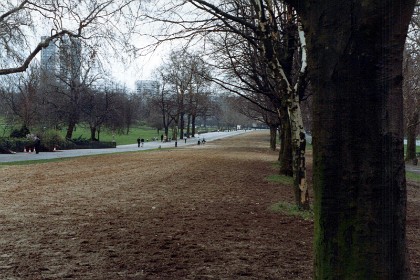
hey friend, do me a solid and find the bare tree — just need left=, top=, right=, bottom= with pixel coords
left=403, top=52, right=420, bottom=161
left=208, top=24, right=295, bottom=174
left=158, top=49, right=214, bottom=140
left=147, top=0, right=416, bottom=277
left=81, top=82, right=126, bottom=141
left=0, top=0, right=143, bottom=75
left=0, top=65, right=41, bottom=129
left=148, top=76, right=177, bottom=141
left=147, top=1, right=309, bottom=208
left=231, top=93, right=281, bottom=149
left=404, top=5, right=420, bottom=161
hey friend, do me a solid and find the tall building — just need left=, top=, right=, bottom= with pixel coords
left=59, top=36, right=82, bottom=86
left=40, top=36, right=58, bottom=76
left=135, top=80, right=159, bottom=96
left=40, top=35, right=82, bottom=87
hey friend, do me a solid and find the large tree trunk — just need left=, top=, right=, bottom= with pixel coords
left=269, top=124, right=277, bottom=151
left=90, top=126, right=98, bottom=141
left=295, top=1, right=415, bottom=278
left=179, top=112, right=185, bottom=139
left=191, top=114, right=196, bottom=137
left=279, top=114, right=293, bottom=177
left=187, top=114, right=191, bottom=138
left=406, top=112, right=419, bottom=161
left=288, top=98, right=309, bottom=210
left=164, top=126, right=169, bottom=141
left=65, top=119, right=76, bottom=139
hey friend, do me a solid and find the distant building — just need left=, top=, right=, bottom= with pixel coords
left=59, top=36, right=82, bottom=86
left=40, top=35, right=82, bottom=87
left=135, top=80, right=159, bottom=96
left=40, top=36, right=58, bottom=76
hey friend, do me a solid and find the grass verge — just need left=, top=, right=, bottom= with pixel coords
left=270, top=202, right=314, bottom=221
left=406, top=171, right=420, bottom=183
left=267, top=174, right=293, bottom=186
left=0, top=158, right=73, bottom=166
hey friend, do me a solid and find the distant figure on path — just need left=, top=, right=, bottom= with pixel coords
left=137, top=138, right=140, bottom=147
left=161, top=134, right=164, bottom=142
left=34, top=136, right=41, bottom=154
left=141, top=138, right=145, bottom=147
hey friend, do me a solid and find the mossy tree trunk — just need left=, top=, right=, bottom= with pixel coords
left=284, top=0, right=416, bottom=278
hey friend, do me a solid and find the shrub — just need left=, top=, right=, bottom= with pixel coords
left=19, top=129, right=72, bottom=151
left=0, top=137, right=33, bottom=153
left=37, top=130, right=67, bottom=151
left=65, top=135, right=115, bottom=149
left=10, top=125, right=30, bottom=138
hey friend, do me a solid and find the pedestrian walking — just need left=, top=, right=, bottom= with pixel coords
left=34, top=136, right=41, bottom=154
left=137, top=138, right=140, bottom=147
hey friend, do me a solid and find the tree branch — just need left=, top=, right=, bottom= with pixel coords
left=0, top=30, right=79, bottom=75
left=0, top=0, right=29, bottom=23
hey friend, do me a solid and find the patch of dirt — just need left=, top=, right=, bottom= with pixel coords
left=0, top=131, right=418, bottom=279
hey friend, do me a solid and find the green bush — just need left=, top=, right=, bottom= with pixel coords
left=64, top=135, right=116, bottom=149
left=10, top=125, right=30, bottom=138
left=0, top=137, right=33, bottom=153
left=36, top=130, right=68, bottom=151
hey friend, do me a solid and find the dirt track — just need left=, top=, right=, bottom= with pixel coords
left=0, top=131, right=418, bottom=279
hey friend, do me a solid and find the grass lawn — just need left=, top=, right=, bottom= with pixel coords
left=404, top=144, right=420, bottom=155
left=406, top=171, right=420, bottom=183
left=65, top=126, right=161, bottom=145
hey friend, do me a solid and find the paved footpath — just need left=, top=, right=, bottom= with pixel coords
left=406, top=163, right=420, bottom=174
left=0, top=130, right=250, bottom=163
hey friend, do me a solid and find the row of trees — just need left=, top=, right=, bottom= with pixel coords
left=151, top=50, right=216, bottom=140
left=0, top=0, right=144, bottom=139
left=144, top=0, right=417, bottom=278
left=0, top=63, right=134, bottom=140
left=140, top=48, right=255, bottom=141
left=0, top=0, right=418, bottom=278
left=0, top=50, right=253, bottom=143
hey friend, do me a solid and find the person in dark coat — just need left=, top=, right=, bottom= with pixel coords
left=137, top=137, right=141, bottom=147
left=34, top=136, right=41, bottom=154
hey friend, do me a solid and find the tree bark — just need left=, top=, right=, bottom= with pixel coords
left=179, top=112, right=185, bottom=139
left=65, top=119, right=76, bottom=139
left=90, top=126, right=98, bottom=141
left=288, top=0, right=416, bottom=278
left=269, top=124, right=277, bottom=151
left=164, top=127, right=169, bottom=141
left=279, top=115, right=293, bottom=177
left=288, top=97, right=309, bottom=210
left=187, top=114, right=191, bottom=138
left=191, top=115, right=196, bottom=137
